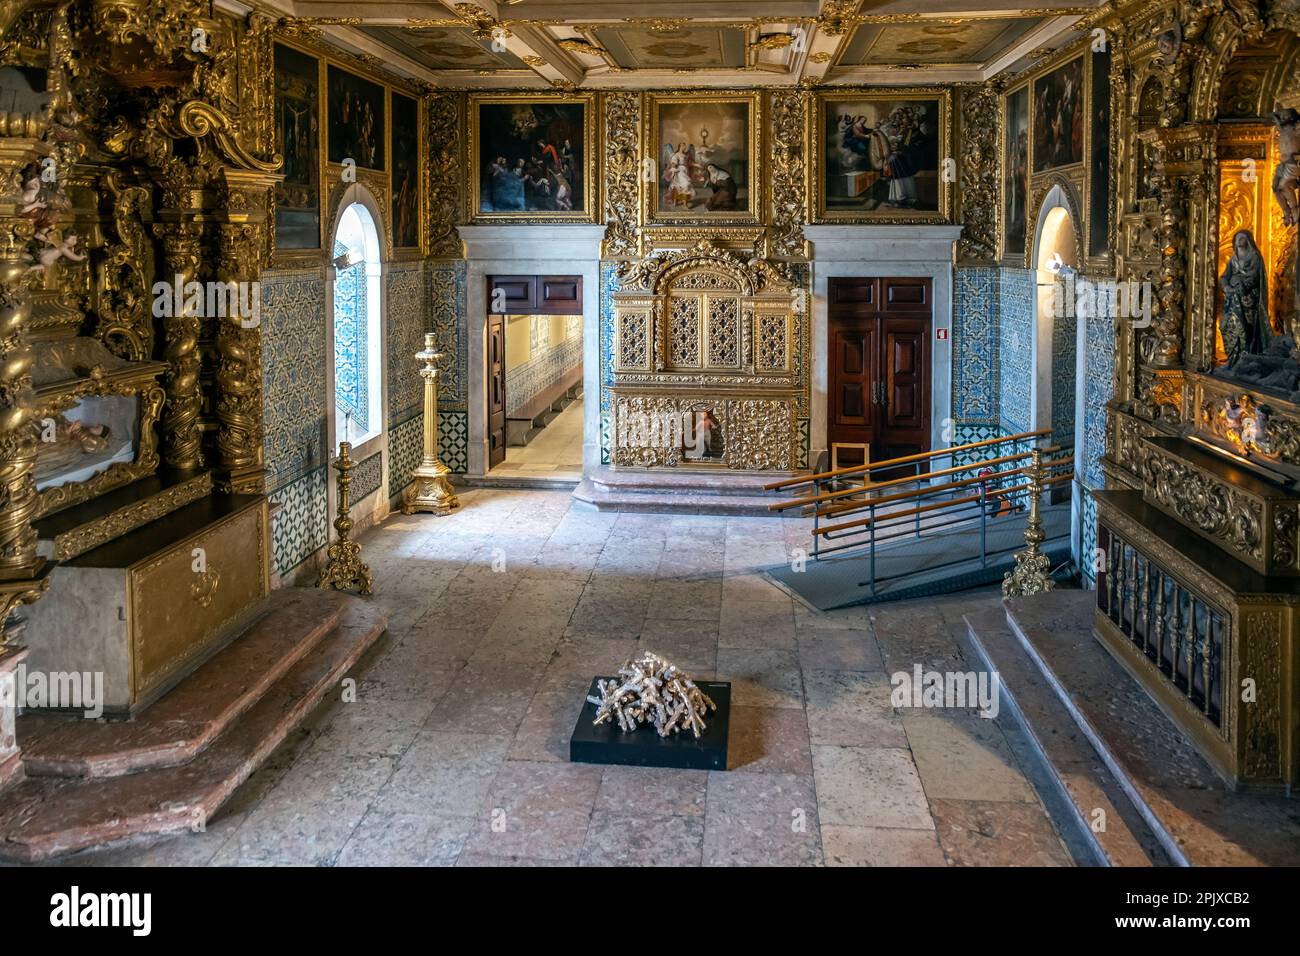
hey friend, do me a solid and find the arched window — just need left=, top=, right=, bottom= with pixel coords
left=332, top=202, right=382, bottom=446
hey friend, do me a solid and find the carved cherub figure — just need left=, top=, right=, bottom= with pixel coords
left=27, top=232, right=85, bottom=272
left=1273, top=108, right=1300, bottom=227
left=19, top=177, right=46, bottom=215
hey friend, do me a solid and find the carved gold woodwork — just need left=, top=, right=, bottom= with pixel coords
left=427, top=91, right=465, bottom=259
left=957, top=84, right=998, bottom=264
left=611, top=242, right=802, bottom=471
left=30, top=340, right=167, bottom=521
left=1191, top=371, right=1300, bottom=476
left=1095, top=490, right=1300, bottom=790
left=768, top=88, right=810, bottom=260
left=602, top=91, right=641, bottom=260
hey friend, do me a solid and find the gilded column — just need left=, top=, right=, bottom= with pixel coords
left=0, top=135, right=53, bottom=628
left=1134, top=124, right=1214, bottom=424
left=153, top=192, right=206, bottom=474
left=213, top=168, right=279, bottom=494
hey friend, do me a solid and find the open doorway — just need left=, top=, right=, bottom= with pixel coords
left=485, top=275, right=584, bottom=482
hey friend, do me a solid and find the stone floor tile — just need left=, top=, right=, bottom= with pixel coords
left=335, top=810, right=473, bottom=866
left=371, top=731, right=512, bottom=818
left=580, top=811, right=704, bottom=866
left=716, top=648, right=804, bottom=709
left=594, top=766, right=709, bottom=817
left=901, top=712, right=1036, bottom=804
left=702, top=771, right=822, bottom=866
left=930, top=798, right=1072, bottom=867
left=803, top=669, right=907, bottom=748
left=821, top=825, right=947, bottom=867
left=727, top=705, right=813, bottom=774
left=811, top=745, right=933, bottom=830
left=424, top=663, right=542, bottom=736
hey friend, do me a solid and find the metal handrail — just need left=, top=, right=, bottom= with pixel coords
left=812, top=445, right=1064, bottom=517
left=819, top=465, right=1073, bottom=537
left=764, top=428, right=1050, bottom=492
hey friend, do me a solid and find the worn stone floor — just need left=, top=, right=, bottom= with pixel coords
left=61, top=488, right=1074, bottom=867
left=495, top=397, right=584, bottom=477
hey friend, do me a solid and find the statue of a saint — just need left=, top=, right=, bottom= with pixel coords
left=1220, top=229, right=1271, bottom=368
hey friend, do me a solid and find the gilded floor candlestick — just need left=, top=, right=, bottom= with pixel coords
left=1003, top=447, right=1054, bottom=597
left=402, top=333, right=460, bottom=517
left=318, top=441, right=373, bottom=596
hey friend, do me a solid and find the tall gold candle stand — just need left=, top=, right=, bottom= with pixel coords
left=402, top=333, right=460, bottom=516
left=1003, top=446, right=1054, bottom=597
left=317, top=440, right=373, bottom=595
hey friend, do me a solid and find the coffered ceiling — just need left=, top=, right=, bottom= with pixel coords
left=261, top=0, right=1107, bottom=88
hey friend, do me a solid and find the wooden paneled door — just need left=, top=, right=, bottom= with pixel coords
left=487, top=313, right=506, bottom=469
left=827, top=277, right=932, bottom=474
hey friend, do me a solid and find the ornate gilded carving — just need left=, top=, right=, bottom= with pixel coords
left=602, top=91, right=640, bottom=259
left=94, top=172, right=151, bottom=361
left=725, top=398, right=796, bottom=470
left=1241, top=610, right=1281, bottom=780
left=213, top=168, right=279, bottom=495
left=768, top=88, right=809, bottom=260
left=152, top=214, right=204, bottom=473
left=957, top=84, right=998, bottom=264
left=50, top=472, right=214, bottom=561
left=1141, top=441, right=1265, bottom=563
left=426, top=91, right=464, bottom=259
left=616, top=240, right=792, bottom=296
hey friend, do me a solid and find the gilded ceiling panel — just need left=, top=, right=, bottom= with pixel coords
left=838, top=18, right=1045, bottom=67
left=358, top=26, right=530, bottom=71
left=592, top=26, right=747, bottom=70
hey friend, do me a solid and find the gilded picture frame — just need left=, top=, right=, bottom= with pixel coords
left=1000, top=82, right=1031, bottom=265
left=467, top=92, right=598, bottom=224
left=390, top=89, right=424, bottom=256
left=642, top=91, right=763, bottom=225
left=811, top=88, right=953, bottom=224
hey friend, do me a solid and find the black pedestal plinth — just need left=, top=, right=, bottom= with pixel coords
left=569, top=678, right=731, bottom=771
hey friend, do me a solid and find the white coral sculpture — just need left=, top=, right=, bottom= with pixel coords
left=587, top=651, right=717, bottom=739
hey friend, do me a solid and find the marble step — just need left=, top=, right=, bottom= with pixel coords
left=963, top=606, right=1169, bottom=867
left=18, top=588, right=351, bottom=780
left=1003, top=591, right=1300, bottom=867
left=573, top=466, right=805, bottom=516
left=0, top=597, right=386, bottom=863
left=574, top=481, right=786, bottom=516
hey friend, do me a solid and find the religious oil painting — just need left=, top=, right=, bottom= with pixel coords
left=1032, top=56, right=1085, bottom=173
left=646, top=93, right=760, bottom=222
left=327, top=66, right=385, bottom=170
left=1003, top=85, right=1030, bottom=259
left=391, top=91, right=421, bottom=249
left=273, top=43, right=321, bottom=252
left=1088, top=47, right=1113, bottom=259
left=470, top=95, right=594, bottom=222
left=814, top=90, right=949, bottom=222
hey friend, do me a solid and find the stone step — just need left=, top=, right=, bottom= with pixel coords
left=1003, top=591, right=1300, bottom=867
left=18, top=588, right=351, bottom=780
left=574, top=466, right=807, bottom=516
left=963, top=606, right=1170, bottom=867
left=574, top=479, right=792, bottom=517
left=0, top=597, right=386, bottom=863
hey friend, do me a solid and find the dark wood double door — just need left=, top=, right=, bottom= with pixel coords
left=827, top=277, right=932, bottom=473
